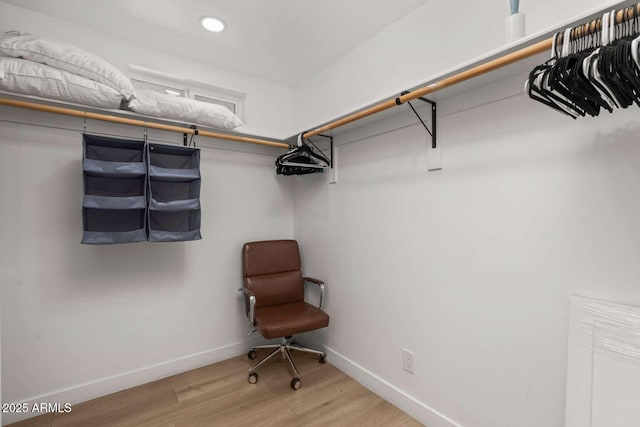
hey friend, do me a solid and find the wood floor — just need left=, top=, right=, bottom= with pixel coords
left=8, top=351, right=422, bottom=427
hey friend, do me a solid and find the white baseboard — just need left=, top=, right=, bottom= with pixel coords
left=319, top=344, right=462, bottom=427
left=5, top=340, right=461, bottom=426
left=3, top=340, right=248, bottom=425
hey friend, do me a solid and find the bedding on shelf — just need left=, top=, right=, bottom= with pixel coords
left=127, top=90, right=243, bottom=130
left=0, top=32, right=135, bottom=99
left=0, top=57, right=123, bottom=109
left=0, top=31, right=244, bottom=131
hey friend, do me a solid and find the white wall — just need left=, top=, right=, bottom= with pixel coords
left=0, top=2, right=296, bottom=139
left=293, top=72, right=640, bottom=427
left=0, top=107, right=293, bottom=424
left=293, top=0, right=619, bottom=132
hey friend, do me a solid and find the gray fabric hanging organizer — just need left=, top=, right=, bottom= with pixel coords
left=82, top=134, right=147, bottom=244
left=147, top=143, right=202, bottom=242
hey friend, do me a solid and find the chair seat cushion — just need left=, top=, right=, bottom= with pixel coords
left=255, top=302, right=329, bottom=339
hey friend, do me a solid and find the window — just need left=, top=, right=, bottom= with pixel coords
left=128, top=65, right=246, bottom=122
left=193, top=94, right=237, bottom=115
left=130, top=79, right=185, bottom=97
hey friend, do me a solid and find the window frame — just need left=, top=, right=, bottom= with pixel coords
left=128, top=65, right=246, bottom=123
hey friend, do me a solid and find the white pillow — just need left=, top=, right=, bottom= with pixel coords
left=128, top=90, right=243, bottom=130
left=0, top=57, right=123, bottom=109
left=0, top=32, right=135, bottom=100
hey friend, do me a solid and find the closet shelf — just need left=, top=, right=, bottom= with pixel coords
left=0, top=1, right=631, bottom=149
left=0, top=91, right=288, bottom=149
left=297, top=0, right=631, bottom=139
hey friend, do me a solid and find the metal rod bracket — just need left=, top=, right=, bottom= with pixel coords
left=401, top=91, right=437, bottom=149
left=318, top=134, right=334, bottom=169
left=182, top=126, right=199, bottom=147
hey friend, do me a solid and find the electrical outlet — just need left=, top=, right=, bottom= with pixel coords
left=402, top=349, right=415, bottom=374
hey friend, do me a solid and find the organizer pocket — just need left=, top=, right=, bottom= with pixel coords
left=82, top=208, right=147, bottom=245
left=148, top=165, right=200, bottom=181
left=83, top=159, right=146, bottom=177
left=148, top=144, right=199, bottom=169
left=150, top=179, right=200, bottom=202
left=83, top=195, right=146, bottom=210
left=148, top=197, right=200, bottom=211
left=84, top=135, right=145, bottom=162
left=85, top=175, right=145, bottom=197
left=82, top=229, right=147, bottom=245
left=148, top=209, right=202, bottom=242
left=149, top=209, right=200, bottom=232
left=84, top=208, right=146, bottom=232
left=83, top=134, right=146, bottom=178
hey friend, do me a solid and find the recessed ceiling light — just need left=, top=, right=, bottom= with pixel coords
left=165, top=89, right=181, bottom=96
left=200, top=16, right=225, bottom=32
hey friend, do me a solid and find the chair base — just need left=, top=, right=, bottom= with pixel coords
left=247, top=336, right=326, bottom=389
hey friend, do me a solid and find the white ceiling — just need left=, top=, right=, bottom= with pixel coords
left=3, top=0, right=429, bottom=87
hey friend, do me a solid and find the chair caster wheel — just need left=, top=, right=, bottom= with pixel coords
left=248, top=350, right=257, bottom=360
left=290, top=378, right=301, bottom=390
left=319, top=354, right=326, bottom=364
left=248, top=372, right=258, bottom=384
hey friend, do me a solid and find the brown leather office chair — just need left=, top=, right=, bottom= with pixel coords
left=240, top=239, right=329, bottom=390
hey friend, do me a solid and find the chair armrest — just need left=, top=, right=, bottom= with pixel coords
left=237, top=288, right=256, bottom=328
left=303, top=277, right=325, bottom=310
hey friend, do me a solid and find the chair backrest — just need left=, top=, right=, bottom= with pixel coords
left=242, top=240, right=304, bottom=309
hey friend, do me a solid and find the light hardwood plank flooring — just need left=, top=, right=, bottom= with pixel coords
left=7, top=351, right=422, bottom=427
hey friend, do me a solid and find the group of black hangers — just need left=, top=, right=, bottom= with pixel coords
left=528, top=6, right=640, bottom=118
left=275, top=134, right=330, bottom=175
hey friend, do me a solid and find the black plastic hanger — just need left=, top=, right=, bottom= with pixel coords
left=275, top=134, right=330, bottom=175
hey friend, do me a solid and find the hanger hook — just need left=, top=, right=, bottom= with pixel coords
left=610, top=10, right=616, bottom=44
left=623, top=7, right=629, bottom=38
left=552, top=32, right=559, bottom=58
left=83, top=112, right=87, bottom=134
left=628, top=6, right=633, bottom=37
left=562, top=27, right=572, bottom=56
